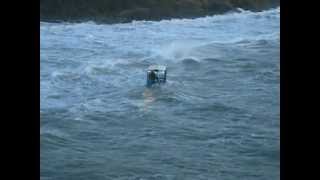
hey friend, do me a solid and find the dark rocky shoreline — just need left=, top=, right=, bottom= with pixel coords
left=40, top=0, right=279, bottom=24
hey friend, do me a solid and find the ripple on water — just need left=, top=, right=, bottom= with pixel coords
left=41, top=7, right=280, bottom=180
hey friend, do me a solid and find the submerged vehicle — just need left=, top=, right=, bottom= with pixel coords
left=146, top=65, right=167, bottom=87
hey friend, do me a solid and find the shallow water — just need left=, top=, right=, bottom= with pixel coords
left=41, top=8, right=280, bottom=180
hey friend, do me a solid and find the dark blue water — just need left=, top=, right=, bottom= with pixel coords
left=41, top=8, right=280, bottom=180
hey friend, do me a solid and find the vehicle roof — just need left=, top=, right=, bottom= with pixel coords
left=148, top=65, right=166, bottom=71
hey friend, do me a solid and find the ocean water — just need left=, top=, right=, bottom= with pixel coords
left=40, top=8, right=280, bottom=180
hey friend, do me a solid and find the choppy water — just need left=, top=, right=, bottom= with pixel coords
left=40, top=8, right=280, bottom=180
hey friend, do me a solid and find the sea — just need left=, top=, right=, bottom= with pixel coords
left=40, top=7, right=280, bottom=180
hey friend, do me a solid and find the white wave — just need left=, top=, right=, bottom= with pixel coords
left=41, top=7, right=280, bottom=93
left=41, top=8, right=280, bottom=50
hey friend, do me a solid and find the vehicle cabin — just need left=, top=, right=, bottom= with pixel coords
left=146, top=65, right=167, bottom=86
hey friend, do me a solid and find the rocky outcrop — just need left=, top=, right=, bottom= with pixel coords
left=40, top=0, right=280, bottom=23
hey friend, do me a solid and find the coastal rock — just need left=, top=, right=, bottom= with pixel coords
left=40, top=0, right=280, bottom=23
left=206, top=0, right=234, bottom=14
left=118, top=8, right=151, bottom=20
